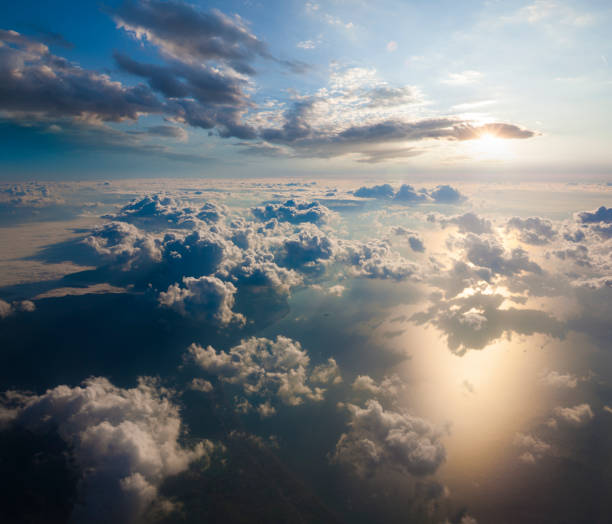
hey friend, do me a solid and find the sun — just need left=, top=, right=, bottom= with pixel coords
left=470, top=132, right=510, bottom=159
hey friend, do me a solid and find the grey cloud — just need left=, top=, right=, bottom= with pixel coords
left=507, top=216, right=557, bottom=245
left=0, top=30, right=163, bottom=122
left=462, top=234, right=542, bottom=276
left=428, top=212, right=493, bottom=234
left=391, top=226, right=425, bottom=252
left=112, top=1, right=270, bottom=73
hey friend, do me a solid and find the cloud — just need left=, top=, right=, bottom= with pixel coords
left=354, top=184, right=395, bottom=199
left=461, top=234, right=542, bottom=277
left=158, top=275, right=244, bottom=325
left=0, top=299, right=35, bottom=319
left=0, top=182, right=65, bottom=207
left=0, top=30, right=163, bottom=122
left=352, top=374, right=404, bottom=400
left=428, top=212, right=493, bottom=234
left=331, top=400, right=445, bottom=477
left=577, top=206, right=612, bottom=238
left=0, top=377, right=213, bottom=523
left=411, top=292, right=565, bottom=355
left=354, top=184, right=465, bottom=204
left=552, top=403, right=594, bottom=426
left=251, top=199, right=334, bottom=224
left=342, top=240, right=419, bottom=280
left=107, top=194, right=226, bottom=227
left=514, top=432, right=551, bottom=463
left=442, top=70, right=483, bottom=85
left=186, top=336, right=337, bottom=413
left=540, top=370, right=579, bottom=388
left=390, top=226, right=425, bottom=252
left=506, top=216, right=557, bottom=245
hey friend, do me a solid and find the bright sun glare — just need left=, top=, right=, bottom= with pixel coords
left=471, top=132, right=510, bottom=159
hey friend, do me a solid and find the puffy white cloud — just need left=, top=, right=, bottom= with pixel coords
left=186, top=336, right=335, bottom=413
left=158, top=275, right=244, bottom=325
left=108, top=194, right=227, bottom=227
left=84, top=221, right=162, bottom=270
left=331, top=400, right=445, bottom=477
left=343, top=240, right=419, bottom=280
left=0, top=377, right=213, bottom=523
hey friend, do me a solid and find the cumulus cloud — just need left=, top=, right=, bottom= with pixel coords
left=158, top=275, right=244, bottom=324
left=577, top=206, right=612, bottom=238
left=0, top=377, right=214, bottom=523
left=108, top=194, right=226, bottom=227
left=354, top=184, right=395, bottom=199
left=251, top=199, right=334, bottom=224
left=186, top=336, right=339, bottom=414
left=343, top=240, right=419, bottom=280
left=331, top=400, right=445, bottom=477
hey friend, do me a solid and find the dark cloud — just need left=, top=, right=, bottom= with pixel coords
left=0, top=30, right=163, bottom=122
left=112, top=1, right=271, bottom=73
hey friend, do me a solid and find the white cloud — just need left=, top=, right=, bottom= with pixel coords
left=331, top=400, right=445, bottom=477
left=1, top=377, right=214, bottom=523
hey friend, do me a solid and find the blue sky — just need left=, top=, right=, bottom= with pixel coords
left=1, top=0, right=611, bottom=179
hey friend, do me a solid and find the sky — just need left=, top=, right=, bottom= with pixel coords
left=1, top=0, right=611, bottom=179
left=1, top=2, right=612, bottom=524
